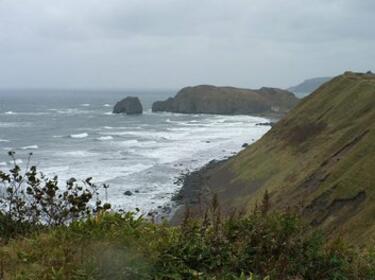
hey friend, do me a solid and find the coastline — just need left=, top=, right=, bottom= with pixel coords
left=150, top=157, right=231, bottom=224
left=168, top=157, right=230, bottom=225
left=163, top=114, right=280, bottom=225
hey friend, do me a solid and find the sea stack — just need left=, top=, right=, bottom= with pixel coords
left=113, top=97, right=143, bottom=115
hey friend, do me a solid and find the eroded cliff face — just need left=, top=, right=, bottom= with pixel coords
left=173, top=72, right=375, bottom=245
left=152, top=85, right=298, bottom=116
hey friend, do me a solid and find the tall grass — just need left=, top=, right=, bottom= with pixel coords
left=0, top=159, right=374, bottom=279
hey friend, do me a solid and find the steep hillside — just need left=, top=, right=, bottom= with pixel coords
left=152, top=85, right=298, bottom=116
left=288, top=77, right=332, bottom=97
left=175, top=72, right=375, bottom=244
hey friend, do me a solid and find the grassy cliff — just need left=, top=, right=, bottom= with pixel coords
left=181, top=72, right=375, bottom=245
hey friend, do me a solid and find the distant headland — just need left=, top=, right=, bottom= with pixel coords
left=152, top=85, right=299, bottom=117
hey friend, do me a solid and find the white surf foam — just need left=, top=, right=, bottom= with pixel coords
left=0, top=139, right=10, bottom=142
left=63, top=150, right=97, bottom=157
left=0, top=122, right=15, bottom=128
left=0, top=122, right=31, bottom=128
left=3, top=111, right=48, bottom=116
left=0, top=162, right=7, bottom=167
left=80, top=104, right=90, bottom=107
left=125, top=130, right=189, bottom=141
left=97, top=136, right=114, bottom=141
left=111, top=163, right=153, bottom=177
left=103, top=104, right=111, bottom=107
left=70, top=133, right=89, bottom=139
left=100, top=131, right=126, bottom=137
left=0, top=105, right=272, bottom=214
left=117, top=140, right=158, bottom=148
left=119, top=139, right=139, bottom=145
left=21, top=145, right=39, bottom=150
left=11, top=159, right=23, bottom=165
left=57, top=108, right=89, bottom=115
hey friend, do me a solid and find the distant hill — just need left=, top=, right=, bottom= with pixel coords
left=288, top=77, right=332, bottom=97
left=174, top=72, right=375, bottom=245
left=152, top=85, right=299, bottom=116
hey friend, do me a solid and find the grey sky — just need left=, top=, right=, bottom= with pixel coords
left=0, top=0, right=374, bottom=89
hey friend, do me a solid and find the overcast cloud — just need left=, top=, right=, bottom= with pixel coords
left=0, top=0, right=374, bottom=89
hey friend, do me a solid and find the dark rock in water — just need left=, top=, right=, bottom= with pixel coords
left=152, top=85, right=298, bottom=115
left=242, top=143, right=248, bottom=148
left=256, top=122, right=275, bottom=127
left=67, top=178, right=77, bottom=185
left=113, top=97, right=143, bottom=114
left=134, top=189, right=140, bottom=193
left=124, top=191, right=133, bottom=196
left=162, top=206, right=172, bottom=214
left=147, top=210, right=158, bottom=217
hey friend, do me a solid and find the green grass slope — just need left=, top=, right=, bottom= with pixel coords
left=3, top=213, right=375, bottom=279
left=200, top=72, right=375, bottom=244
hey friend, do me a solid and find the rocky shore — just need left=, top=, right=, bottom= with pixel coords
left=168, top=158, right=230, bottom=225
left=160, top=119, right=278, bottom=224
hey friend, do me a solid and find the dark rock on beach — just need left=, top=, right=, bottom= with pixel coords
left=113, top=97, right=143, bottom=115
left=124, top=191, right=133, bottom=196
left=169, top=159, right=230, bottom=225
left=256, top=122, right=275, bottom=127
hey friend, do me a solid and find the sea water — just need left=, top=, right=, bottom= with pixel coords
left=0, top=89, right=271, bottom=213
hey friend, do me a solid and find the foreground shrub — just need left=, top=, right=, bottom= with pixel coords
left=0, top=160, right=373, bottom=279
left=0, top=152, right=110, bottom=239
left=0, top=211, right=373, bottom=279
left=154, top=209, right=375, bottom=279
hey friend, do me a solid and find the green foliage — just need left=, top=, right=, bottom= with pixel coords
left=0, top=158, right=373, bottom=279
left=0, top=210, right=373, bottom=279
left=154, top=210, right=374, bottom=279
left=0, top=152, right=111, bottom=239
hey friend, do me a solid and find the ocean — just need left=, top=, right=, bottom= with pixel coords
left=0, top=89, right=271, bottom=214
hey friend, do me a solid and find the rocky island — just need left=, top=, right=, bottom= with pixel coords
left=113, top=97, right=143, bottom=114
left=152, top=85, right=299, bottom=116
